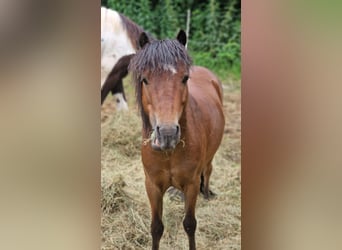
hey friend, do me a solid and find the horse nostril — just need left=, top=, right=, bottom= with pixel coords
left=157, top=125, right=179, bottom=139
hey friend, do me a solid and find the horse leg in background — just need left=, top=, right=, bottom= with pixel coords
left=183, top=181, right=200, bottom=250
left=110, top=78, right=128, bottom=111
left=145, top=179, right=164, bottom=250
left=101, top=54, right=135, bottom=109
left=101, top=75, right=115, bottom=105
left=101, top=65, right=122, bottom=105
left=101, top=67, right=128, bottom=109
left=200, top=160, right=216, bottom=199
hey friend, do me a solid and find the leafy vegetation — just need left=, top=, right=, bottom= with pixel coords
left=102, top=0, right=240, bottom=80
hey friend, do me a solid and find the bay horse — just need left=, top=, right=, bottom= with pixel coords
left=101, top=7, right=152, bottom=109
left=129, top=30, right=225, bottom=250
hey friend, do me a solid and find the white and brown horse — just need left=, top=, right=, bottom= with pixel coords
left=101, top=7, right=152, bottom=109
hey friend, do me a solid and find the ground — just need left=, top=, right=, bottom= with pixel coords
left=101, top=77, right=241, bottom=250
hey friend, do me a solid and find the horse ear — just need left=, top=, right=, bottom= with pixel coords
left=139, top=32, right=150, bottom=48
left=176, top=30, right=187, bottom=46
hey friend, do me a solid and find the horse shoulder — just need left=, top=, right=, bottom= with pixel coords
left=188, top=66, right=223, bottom=105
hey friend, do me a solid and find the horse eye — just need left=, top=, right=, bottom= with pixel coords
left=182, top=75, right=189, bottom=84
left=142, top=78, right=148, bottom=85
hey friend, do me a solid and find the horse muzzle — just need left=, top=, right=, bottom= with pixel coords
left=152, top=124, right=180, bottom=151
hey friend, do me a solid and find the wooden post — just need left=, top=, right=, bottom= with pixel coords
left=186, top=8, right=191, bottom=49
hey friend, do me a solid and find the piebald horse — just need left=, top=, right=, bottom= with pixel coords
left=101, top=7, right=151, bottom=109
left=129, top=30, right=225, bottom=250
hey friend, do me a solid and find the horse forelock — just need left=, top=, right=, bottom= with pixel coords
left=129, top=39, right=192, bottom=133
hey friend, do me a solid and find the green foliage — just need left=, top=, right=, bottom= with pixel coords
left=156, top=0, right=179, bottom=38
left=103, top=0, right=241, bottom=80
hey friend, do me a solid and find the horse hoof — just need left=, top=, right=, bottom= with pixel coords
left=167, top=187, right=184, bottom=201
left=202, top=189, right=217, bottom=200
left=208, top=189, right=217, bottom=198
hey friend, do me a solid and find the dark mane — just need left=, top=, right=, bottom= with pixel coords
left=129, top=39, right=192, bottom=133
left=119, top=13, right=153, bottom=50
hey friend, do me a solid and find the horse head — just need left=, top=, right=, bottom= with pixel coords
left=130, top=30, right=192, bottom=151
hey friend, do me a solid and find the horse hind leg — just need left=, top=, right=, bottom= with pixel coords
left=200, top=161, right=216, bottom=199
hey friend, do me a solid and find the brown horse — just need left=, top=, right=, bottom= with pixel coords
left=129, top=30, right=225, bottom=250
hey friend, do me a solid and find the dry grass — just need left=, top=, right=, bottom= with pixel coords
left=101, top=78, right=241, bottom=250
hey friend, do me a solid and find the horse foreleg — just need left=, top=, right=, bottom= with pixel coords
left=183, top=182, right=200, bottom=250
left=145, top=179, right=164, bottom=250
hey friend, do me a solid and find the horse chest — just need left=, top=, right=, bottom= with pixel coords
left=142, top=148, right=200, bottom=187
